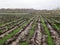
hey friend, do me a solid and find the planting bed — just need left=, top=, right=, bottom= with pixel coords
left=0, top=13, right=60, bottom=45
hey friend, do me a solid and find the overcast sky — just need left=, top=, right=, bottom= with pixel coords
left=0, top=0, right=60, bottom=10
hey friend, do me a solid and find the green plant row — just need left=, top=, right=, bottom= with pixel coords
left=0, top=17, right=24, bottom=33
left=40, top=16, right=54, bottom=45
left=0, top=17, right=33, bottom=45
left=20, top=17, right=37, bottom=45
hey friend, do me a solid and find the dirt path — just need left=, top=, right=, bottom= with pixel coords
left=29, top=19, right=43, bottom=45
left=9, top=20, right=33, bottom=45
left=47, top=22, right=60, bottom=45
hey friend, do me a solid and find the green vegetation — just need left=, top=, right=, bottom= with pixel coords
left=40, top=16, right=54, bottom=45
left=0, top=9, right=60, bottom=45
left=0, top=19, right=30, bottom=45
left=20, top=16, right=38, bottom=45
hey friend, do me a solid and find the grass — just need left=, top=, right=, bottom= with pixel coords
left=40, top=16, right=54, bottom=45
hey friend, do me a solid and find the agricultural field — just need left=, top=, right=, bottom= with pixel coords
left=0, top=10, right=60, bottom=45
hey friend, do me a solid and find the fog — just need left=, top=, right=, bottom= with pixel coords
left=0, top=0, right=60, bottom=10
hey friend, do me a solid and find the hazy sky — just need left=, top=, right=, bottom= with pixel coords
left=0, top=0, right=60, bottom=10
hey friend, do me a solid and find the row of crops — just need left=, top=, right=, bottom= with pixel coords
left=0, top=14, right=60, bottom=45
